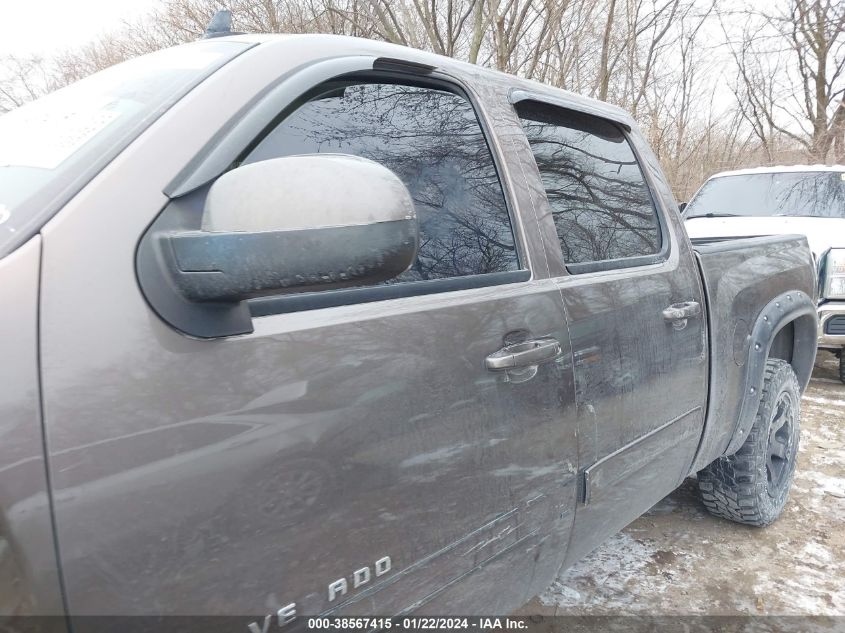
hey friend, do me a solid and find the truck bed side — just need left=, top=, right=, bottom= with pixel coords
left=689, top=234, right=817, bottom=473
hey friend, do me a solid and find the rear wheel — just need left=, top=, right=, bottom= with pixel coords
left=697, top=359, right=800, bottom=526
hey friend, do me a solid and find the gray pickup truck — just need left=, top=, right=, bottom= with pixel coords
left=0, top=34, right=818, bottom=622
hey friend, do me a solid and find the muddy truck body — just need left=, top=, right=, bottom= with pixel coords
left=0, top=34, right=817, bottom=622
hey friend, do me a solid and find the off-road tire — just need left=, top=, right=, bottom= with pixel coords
left=697, top=359, right=800, bottom=526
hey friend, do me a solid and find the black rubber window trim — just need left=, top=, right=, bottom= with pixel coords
left=249, top=270, right=532, bottom=317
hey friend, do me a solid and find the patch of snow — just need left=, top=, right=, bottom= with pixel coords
left=539, top=532, right=672, bottom=611
left=802, top=541, right=833, bottom=564
left=803, top=395, right=845, bottom=408
left=800, top=471, right=845, bottom=498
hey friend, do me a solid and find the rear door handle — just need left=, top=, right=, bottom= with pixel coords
left=662, top=301, right=701, bottom=328
left=485, top=337, right=562, bottom=371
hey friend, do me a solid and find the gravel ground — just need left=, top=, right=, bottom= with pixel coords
left=520, top=350, right=845, bottom=617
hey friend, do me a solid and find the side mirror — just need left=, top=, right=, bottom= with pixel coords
left=159, top=155, right=419, bottom=302
left=678, top=202, right=688, bottom=214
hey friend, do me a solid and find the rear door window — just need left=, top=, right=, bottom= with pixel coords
left=515, top=100, right=662, bottom=269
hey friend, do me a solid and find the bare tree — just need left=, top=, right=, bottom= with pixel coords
left=597, top=0, right=617, bottom=100
left=726, top=0, right=845, bottom=163
left=0, top=0, right=810, bottom=198
left=0, top=55, right=55, bottom=113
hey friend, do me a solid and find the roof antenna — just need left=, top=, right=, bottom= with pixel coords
left=203, top=9, right=242, bottom=38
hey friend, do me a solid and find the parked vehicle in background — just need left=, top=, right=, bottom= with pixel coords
left=684, top=166, right=845, bottom=383
left=0, top=33, right=818, bottom=624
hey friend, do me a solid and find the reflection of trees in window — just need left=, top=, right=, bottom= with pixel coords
left=516, top=102, right=661, bottom=265
left=246, top=83, right=519, bottom=282
left=768, top=173, right=845, bottom=218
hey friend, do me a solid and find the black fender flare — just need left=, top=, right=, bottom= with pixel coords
left=724, top=290, right=817, bottom=456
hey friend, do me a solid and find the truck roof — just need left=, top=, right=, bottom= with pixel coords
left=708, top=164, right=845, bottom=179
left=216, top=33, right=637, bottom=130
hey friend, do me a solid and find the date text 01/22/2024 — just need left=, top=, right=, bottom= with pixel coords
left=303, top=618, right=528, bottom=630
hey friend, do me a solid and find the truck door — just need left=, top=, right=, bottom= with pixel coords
left=511, top=96, right=708, bottom=565
left=37, top=47, right=579, bottom=616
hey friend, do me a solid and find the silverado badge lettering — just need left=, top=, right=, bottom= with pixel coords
left=247, top=556, right=393, bottom=632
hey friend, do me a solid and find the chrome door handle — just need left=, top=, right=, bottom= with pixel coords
left=662, top=301, right=701, bottom=322
left=662, top=301, right=701, bottom=330
left=485, top=337, right=562, bottom=371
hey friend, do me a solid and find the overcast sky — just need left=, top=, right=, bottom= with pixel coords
left=0, top=0, right=739, bottom=117
left=0, top=0, right=157, bottom=57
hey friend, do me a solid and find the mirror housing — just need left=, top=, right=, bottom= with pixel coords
left=159, top=155, right=419, bottom=302
left=678, top=201, right=688, bottom=213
